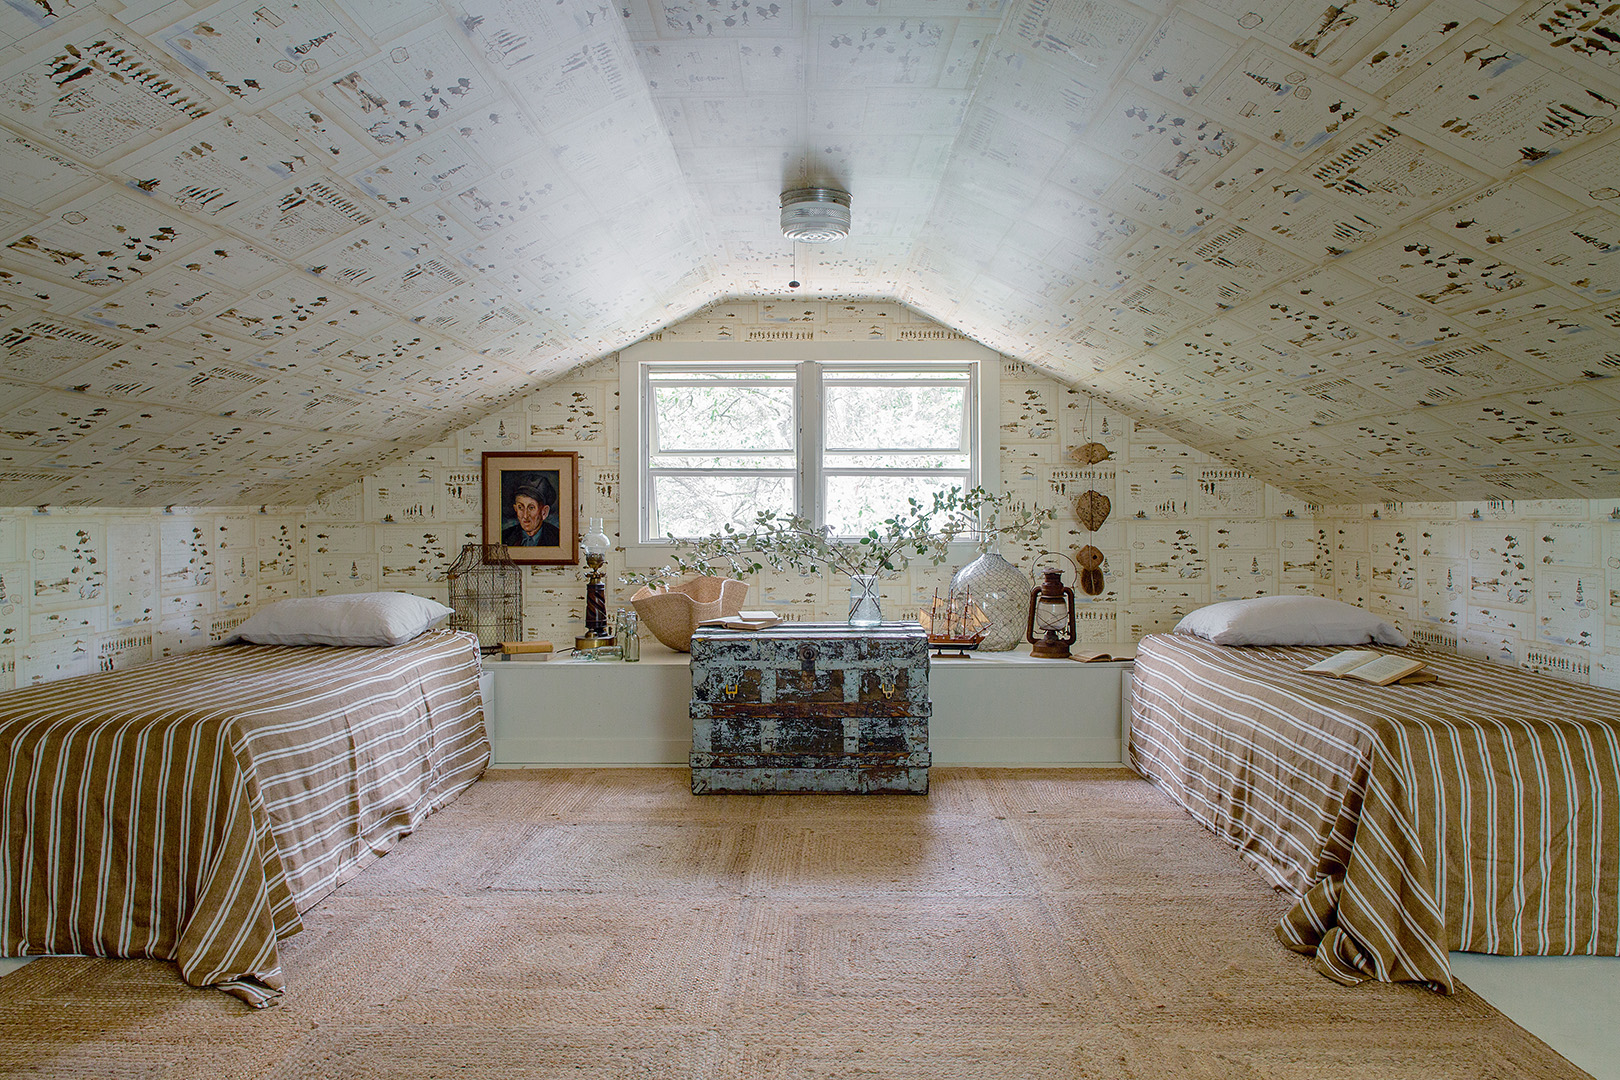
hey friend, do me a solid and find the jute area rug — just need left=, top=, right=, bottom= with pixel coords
left=0, top=768, right=1589, bottom=1079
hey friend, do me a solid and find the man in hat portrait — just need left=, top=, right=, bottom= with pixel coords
left=502, top=471, right=560, bottom=547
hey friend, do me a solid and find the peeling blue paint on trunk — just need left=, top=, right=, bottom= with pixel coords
left=689, top=622, right=931, bottom=794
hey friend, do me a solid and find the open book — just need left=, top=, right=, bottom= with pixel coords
left=1070, top=649, right=1133, bottom=663
left=1301, top=650, right=1436, bottom=686
left=697, top=610, right=782, bottom=630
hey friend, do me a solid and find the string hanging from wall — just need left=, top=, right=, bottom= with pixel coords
left=1070, top=396, right=1111, bottom=597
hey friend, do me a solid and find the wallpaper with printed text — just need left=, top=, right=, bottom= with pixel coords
left=3, top=302, right=1616, bottom=691
left=314, top=300, right=1324, bottom=649
left=1320, top=499, right=1620, bottom=689
left=0, top=504, right=304, bottom=689
left=0, top=0, right=1618, bottom=510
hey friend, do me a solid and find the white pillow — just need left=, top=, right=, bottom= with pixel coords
left=1173, top=596, right=1406, bottom=648
left=225, top=592, right=453, bottom=647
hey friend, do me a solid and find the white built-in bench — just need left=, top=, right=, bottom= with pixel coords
left=479, top=642, right=1135, bottom=767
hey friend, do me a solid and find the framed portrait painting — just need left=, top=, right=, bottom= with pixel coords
left=482, top=451, right=580, bottom=565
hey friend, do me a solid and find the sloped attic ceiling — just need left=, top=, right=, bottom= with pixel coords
left=0, top=0, right=1616, bottom=508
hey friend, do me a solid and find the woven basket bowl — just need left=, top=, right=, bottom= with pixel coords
left=630, top=576, right=749, bottom=652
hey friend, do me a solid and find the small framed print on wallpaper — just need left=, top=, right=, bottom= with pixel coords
left=482, top=451, right=580, bottom=565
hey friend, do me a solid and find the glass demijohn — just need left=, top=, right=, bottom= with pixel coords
left=949, top=543, right=1030, bottom=651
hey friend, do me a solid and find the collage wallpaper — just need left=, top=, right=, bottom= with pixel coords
left=1, top=301, right=1615, bottom=693
left=0, top=504, right=303, bottom=689
left=1, top=0, right=1620, bottom=509
left=310, top=300, right=1323, bottom=649
left=1321, top=499, right=1620, bottom=690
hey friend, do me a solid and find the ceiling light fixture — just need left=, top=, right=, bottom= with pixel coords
left=780, top=187, right=851, bottom=243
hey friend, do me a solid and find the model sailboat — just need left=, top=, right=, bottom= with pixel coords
left=918, top=588, right=990, bottom=655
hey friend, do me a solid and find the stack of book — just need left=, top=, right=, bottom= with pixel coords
left=499, top=641, right=555, bottom=662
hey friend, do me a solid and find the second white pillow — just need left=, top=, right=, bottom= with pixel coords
left=225, top=592, right=454, bottom=647
left=1173, top=595, right=1406, bottom=648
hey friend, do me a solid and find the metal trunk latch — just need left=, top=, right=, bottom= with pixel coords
left=879, top=669, right=898, bottom=699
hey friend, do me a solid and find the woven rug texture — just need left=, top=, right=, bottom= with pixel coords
left=0, top=767, right=1591, bottom=1079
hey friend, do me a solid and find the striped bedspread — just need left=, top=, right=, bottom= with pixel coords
left=1129, top=632, right=1620, bottom=993
left=1, top=629, right=489, bottom=1005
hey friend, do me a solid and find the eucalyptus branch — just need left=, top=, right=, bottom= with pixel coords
left=621, top=485, right=1056, bottom=588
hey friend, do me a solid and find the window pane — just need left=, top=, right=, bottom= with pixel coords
left=823, top=474, right=970, bottom=537
left=826, top=452, right=972, bottom=470
left=824, top=383, right=967, bottom=451
left=824, top=369, right=970, bottom=382
left=651, top=453, right=795, bottom=470
left=647, top=369, right=794, bottom=383
left=652, top=384, right=794, bottom=452
left=651, top=474, right=794, bottom=539
left=633, top=358, right=982, bottom=547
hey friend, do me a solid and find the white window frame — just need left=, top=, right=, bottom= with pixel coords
left=620, top=339, right=1001, bottom=568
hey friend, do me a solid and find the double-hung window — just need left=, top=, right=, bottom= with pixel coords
left=641, top=365, right=798, bottom=539
left=621, top=340, right=1000, bottom=559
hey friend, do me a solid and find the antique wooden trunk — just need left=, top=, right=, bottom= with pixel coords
left=689, top=622, right=931, bottom=794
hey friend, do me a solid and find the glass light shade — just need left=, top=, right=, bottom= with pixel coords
left=781, top=187, right=852, bottom=243
left=583, top=518, right=610, bottom=562
left=1034, top=597, right=1072, bottom=636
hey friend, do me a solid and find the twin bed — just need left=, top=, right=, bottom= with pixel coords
left=0, top=626, right=488, bottom=1005
left=1130, top=631, right=1620, bottom=992
left=10, top=595, right=1613, bottom=1003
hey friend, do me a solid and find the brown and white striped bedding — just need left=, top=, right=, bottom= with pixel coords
left=1, top=628, right=489, bottom=1006
left=1129, top=632, right=1620, bottom=993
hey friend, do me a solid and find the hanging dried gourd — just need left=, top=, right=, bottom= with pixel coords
left=1071, top=400, right=1110, bottom=597
left=1069, top=442, right=1112, bottom=465
left=1075, top=544, right=1105, bottom=597
left=1074, top=489, right=1110, bottom=532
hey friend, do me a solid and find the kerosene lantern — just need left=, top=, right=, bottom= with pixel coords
left=1026, top=566, right=1077, bottom=659
left=576, top=517, right=615, bottom=651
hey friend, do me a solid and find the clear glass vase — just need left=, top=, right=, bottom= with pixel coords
left=847, top=573, right=883, bottom=625
left=949, top=546, right=1031, bottom=651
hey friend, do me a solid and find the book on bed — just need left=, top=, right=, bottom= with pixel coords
left=1301, top=650, right=1436, bottom=685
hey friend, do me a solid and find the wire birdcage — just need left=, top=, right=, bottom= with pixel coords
left=445, top=544, right=521, bottom=651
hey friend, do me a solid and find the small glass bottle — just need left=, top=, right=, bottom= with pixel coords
left=619, top=609, right=640, bottom=662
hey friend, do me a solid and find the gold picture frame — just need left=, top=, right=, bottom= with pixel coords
left=481, top=451, right=580, bottom=565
